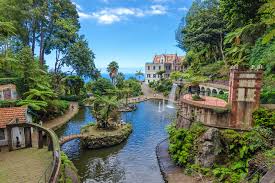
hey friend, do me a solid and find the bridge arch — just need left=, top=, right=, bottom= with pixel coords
left=206, top=88, right=211, bottom=96
left=212, top=89, right=218, bottom=96
left=59, top=134, right=85, bottom=145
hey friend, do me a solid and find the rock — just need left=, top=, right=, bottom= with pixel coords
left=196, top=128, right=222, bottom=168
left=80, top=124, right=132, bottom=149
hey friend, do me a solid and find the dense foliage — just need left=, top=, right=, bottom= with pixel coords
left=253, top=108, right=275, bottom=129
left=177, top=0, right=275, bottom=102
left=0, top=0, right=96, bottom=120
left=148, top=79, right=173, bottom=96
left=168, top=121, right=274, bottom=182
left=85, top=62, right=142, bottom=129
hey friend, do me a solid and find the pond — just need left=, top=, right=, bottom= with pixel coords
left=56, top=99, right=176, bottom=183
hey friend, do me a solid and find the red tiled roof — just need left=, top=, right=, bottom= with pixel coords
left=0, top=107, right=28, bottom=128
left=153, top=54, right=184, bottom=64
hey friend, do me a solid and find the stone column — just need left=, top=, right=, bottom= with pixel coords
left=24, top=127, right=32, bottom=148
left=38, top=130, right=43, bottom=149
left=7, top=126, right=13, bottom=151
left=47, top=135, right=53, bottom=151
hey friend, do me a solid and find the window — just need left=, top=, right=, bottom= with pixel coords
left=147, top=66, right=150, bottom=70
left=147, top=74, right=151, bottom=78
left=153, top=74, right=156, bottom=78
left=153, top=66, right=155, bottom=70
left=0, top=129, right=5, bottom=140
left=159, top=66, right=161, bottom=70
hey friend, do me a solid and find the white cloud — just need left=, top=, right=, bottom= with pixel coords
left=148, top=5, right=167, bottom=15
left=78, top=5, right=167, bottom=24
left=78, top=12, right=93, bottom=19
left=178, top=7, right=188, bottom=12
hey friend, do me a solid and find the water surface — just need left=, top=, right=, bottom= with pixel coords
left=56, top=100, right=176, bottom=183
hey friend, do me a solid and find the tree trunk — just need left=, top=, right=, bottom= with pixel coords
left=39, top=30, right=44, bottom=66
left=219, top=33, right=225, bottom=62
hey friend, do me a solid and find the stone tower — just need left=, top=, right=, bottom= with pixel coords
left=228, top=65, right=263, bottom=129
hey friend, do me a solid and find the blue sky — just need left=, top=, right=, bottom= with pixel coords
left=45, top=0, right=192, bottom=73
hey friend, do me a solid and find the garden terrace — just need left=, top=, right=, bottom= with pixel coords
left=3, top=122, right=61, bottom=183
left=177, top=94, right=230, bottom=129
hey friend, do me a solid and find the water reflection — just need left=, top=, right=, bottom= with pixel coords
left=56, top=100, right=176, bottom=183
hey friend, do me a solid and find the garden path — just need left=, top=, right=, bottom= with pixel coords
left=43, top=102, right=79, bottom=130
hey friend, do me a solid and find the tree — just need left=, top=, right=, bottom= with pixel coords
left=116, top=72, right=125, bottom=88
left=120, top=87, right=133, bottom=106
left=259, top=0, right=275, bottom=44
left=135, top=70, right=144, bottom=81
left=181, top=0, right=226, bottom=63
left=90, top=95, right=120, bottom=129
left=107, top=61, right=119, bottom=85
left=86, top=78, right=114, bottom=96
left=63, top=76, right=84, bottom=95
left=62, top=35, right=96, bottom=78
left=220, top=0, right=264, bottom=30
left=170, top=71, right=184, bottom=81
left=156, top=70, right=166, bottom=79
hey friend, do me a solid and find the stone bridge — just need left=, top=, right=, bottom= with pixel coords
left=59, top=134, right=85, bottom=145
left=199, top=81, right=229, bottom=96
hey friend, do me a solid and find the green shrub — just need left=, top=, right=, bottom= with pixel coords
left=260, top=89, right=275, bottom=104
left=0, top=100, right=19, bottom=107
left=81, top=122, right=95, bottom=133
left=253, top=108, right=275, bottom=129
left=60, top=95, right=85, bottom=102
left=167, top=122, right=206, bottom=166
left=45, top=100, right=70, bottom=118
left=59, top=152, right=79, bottom=183
left=216, top=93, right=228, bottom=101
left=168, top=121, right=274, bottom=182
left=192, top=94, right=204, bottom=101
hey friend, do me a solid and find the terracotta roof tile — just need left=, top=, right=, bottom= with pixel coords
left=0, top=107, right=27, bottom=128
left=153, top=54, right=184, bottom=64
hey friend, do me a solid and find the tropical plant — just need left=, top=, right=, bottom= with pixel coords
left=107, top=61, right=119, bottom=85
left=90, top=95, right=120, bottom=129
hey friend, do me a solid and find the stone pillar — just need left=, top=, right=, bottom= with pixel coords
left=24, top=127, right=32, bottom=148
left=47, top=135, right=53, bottom=151
left=7, top=126, right=13, bottom=151
left=38, top=130, right=43, bottom=149
left=228, top=65, right=263, bottom=129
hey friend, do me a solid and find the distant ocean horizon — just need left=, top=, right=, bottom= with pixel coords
left=84, top=73, right=145, bottom=83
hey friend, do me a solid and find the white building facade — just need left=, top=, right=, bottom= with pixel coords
left=145, top=54, right=185, bottom=84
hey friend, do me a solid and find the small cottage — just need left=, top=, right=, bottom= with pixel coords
left=0, top=107, right=32, bottom=148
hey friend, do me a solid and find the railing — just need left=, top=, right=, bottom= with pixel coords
left=7, top=122, right=61, bottom=183
left=181, top=94, right=228, bottom=109
left=38, top=162, right=54, bottom=183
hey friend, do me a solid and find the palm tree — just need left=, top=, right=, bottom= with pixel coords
left=107, top=61, right=119, bottom=85
left=135, top=70, right=144, bottom=81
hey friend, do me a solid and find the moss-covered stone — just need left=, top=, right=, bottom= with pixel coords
left=80, top=123, right=132, bottom=149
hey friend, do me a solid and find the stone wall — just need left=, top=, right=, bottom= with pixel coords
left=177, top=100, right=229, bottom=129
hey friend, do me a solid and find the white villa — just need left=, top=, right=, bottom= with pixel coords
left=145, top=54, right=185, bottom=84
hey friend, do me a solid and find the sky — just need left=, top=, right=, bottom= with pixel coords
left=45, top=0, right=192, bottom=73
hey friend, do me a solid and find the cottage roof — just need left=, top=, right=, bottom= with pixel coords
left=0, top=107, right=28, bottom=128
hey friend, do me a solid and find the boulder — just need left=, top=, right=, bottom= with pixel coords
left=196, top=128, right=222, bottom=167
